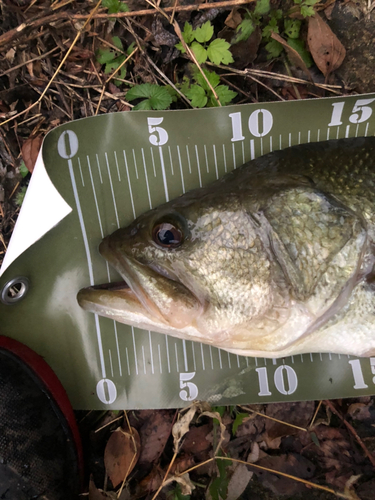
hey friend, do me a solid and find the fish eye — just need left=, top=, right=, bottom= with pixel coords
left=152, top=222, right=183, bottom=248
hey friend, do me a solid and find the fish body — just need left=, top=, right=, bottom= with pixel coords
left=77, top=137, right=375, bottom=358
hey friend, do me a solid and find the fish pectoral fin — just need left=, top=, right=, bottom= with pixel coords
left=263, top=186, right=366, bottom=300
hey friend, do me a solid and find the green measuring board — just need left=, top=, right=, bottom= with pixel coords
left=1, top=94, right=375, bottom=409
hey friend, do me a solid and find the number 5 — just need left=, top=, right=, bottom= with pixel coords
left=349, top=98, right=375, bottom=124
left=179, top=372, right=198, bottom=401
left=147, top=117, right=168, bottom=146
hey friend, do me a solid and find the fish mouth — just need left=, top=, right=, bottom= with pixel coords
left=77, top=237, right=202, bottom=330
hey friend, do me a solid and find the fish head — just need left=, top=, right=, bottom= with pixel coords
left=77, top=185, right=287, bottom=348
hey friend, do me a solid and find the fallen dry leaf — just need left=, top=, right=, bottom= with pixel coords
left=181, top=423, right=212, bottom=457
left=163, top=473, right=195, bottom=496
left=224, top=8, right=242, bottom=29
left=21, top=135, right=43, bottom=173
left=226, top=463, right=253, bottom=500
left=307, top=13, right=346, bottom=77
left=254, top=453, right=315, bottom=496
left=172, top=406, right=197, bottom=452
left=104, top=426, right=140, bottom=488
left=89, top=476, right=117, bottom=500
left=138, top=410, right=174, bottom=465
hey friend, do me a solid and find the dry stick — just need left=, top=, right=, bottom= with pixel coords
left=0, top=46, right=61, bottom=77
left=206, top=62, right=343, bottom=93
left=246, top=73, right=285, bottom=101
left=117, top=412, right=137, bottom=498
left=309, top=400, right=323, bottom=429
left=179, top=456, right=353, bottom=499
left=74, top=0, right=256, bottom=18
left=95, top=47, right=138, bottom=115
left=239, top=405, right=308, bottom=432
left=323, top=400, right=375, bottom=469
left=219, top=76, right=257, bottom=102
left=0, top=0, right=103, bottom=127
left=0, top=0, right=256, bottom=48
left=151, top=451, right=178, bottom=500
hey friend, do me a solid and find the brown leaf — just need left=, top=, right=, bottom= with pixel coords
left=307, top=13, right=346, bottom=77
left=265, top=401, right=315, bottom=440
left=104, top=427, right=140, bottom=488
left=89, top=476, right=117, bottom=500
left=181, top=423, right=212, bottom=457
left=138, top=409, right=174, bottom=465
left=271, top=32, right=311, bottom=78
left=225, top=8, right=242, bottom=29
left=21, top=135, right=43, bottom=173
left=226, top=463, right=253, bottom=500
left=254, top=453, right=315, bottom=496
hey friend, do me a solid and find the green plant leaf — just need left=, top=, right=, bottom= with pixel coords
left=254, top=0, right=270, bottom=15
left=148, top=86, right=173, bottom=110
left=182, top=21, right=194, bottom=44
left=119, top=1, right=129, bottom=11
left=301, top=4, right=315, bottom=17
left=102, top=0, right=128, bottom=14
left=112, top=36, right=124, bottom=50
left=96, top=48, right=117, bottom=64
left=262, top=16, right=279, bottom=39
left=126, top=83, right=155, bottom=100
left=232, top=412, right=248, bottom=435
left=284, top=19, right=301, bottom=39
left=175, top=41, right=186, bottom=53
left=265, top=38, right=283, bottom=58
left=133, top=99, right=153, bottom=110
left=185, top=84, right=207, bottom=108
left=215, top=85, right=237, bottom=106
left=207, top=38, right=234, bottom=65
left=194, top=21, right=214, bottom=43
left=126, top=84, right=173, bottom=110
left=19, top=161, right=29, bottom=178
left=194, top=68, right=220, bottom=92
left=127, top=42, right=136, bottom=55
left=15, top=186, right=27, bottom=206
left=233, top=17, right=255, bottom=44
left=191, top=41, right=207, bottom=64
left=287, top=37, right=313, bottom=67
left=179, top=76, right=190, bottom=95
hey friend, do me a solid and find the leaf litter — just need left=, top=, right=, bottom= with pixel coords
left=0, top=0, right=375, bottom=499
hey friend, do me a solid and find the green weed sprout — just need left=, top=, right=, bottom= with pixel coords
left=175, top=21, right=234, bottom=65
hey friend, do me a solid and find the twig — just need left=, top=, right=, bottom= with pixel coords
left=0, top=0, right=256, bottom=48
left=206, top=62, right=344, bottom=93
left=0, top=0, right=102, bottom=127
left=246, top=73, right=285, bottom=101
left=323, top=400, right=375, bottom=469
left=0, top=46, right=61, bottom=77
left=95, top=413, right=124, bottom=433
left=74, top=0, right=256, bottom=18
left=179, top=456, right=354, bottom=499
left=239, top=405, right=308, bottom=432
left=219, top=76, right=257, bottom=102
left=309, top=400, right=323, bottom=429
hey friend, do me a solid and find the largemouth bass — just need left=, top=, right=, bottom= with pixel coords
left=77, top=137, right=375, bottom=358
